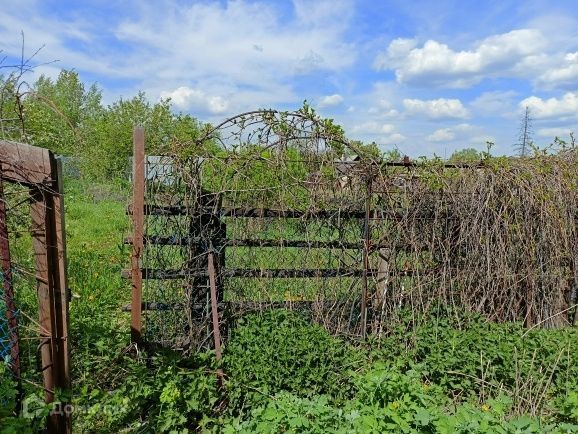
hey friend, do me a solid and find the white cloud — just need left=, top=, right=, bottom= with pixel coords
left=0, top=0, right=356, bottom=118
left=470, top=90, right=518, bottom=116
left=292, top=0, right=354, bottom=27
left=470, top=135, right=495, bottom=146
left=160, top=86, right=229, bottom=114
left=537, top=52, right=578, bottom=89
left=403, top=98, right=469, bottom=119
left=113, top=1, right=355, bottom=92
left=318, top=94, right=343, bottom=107
left=520, top=92, right=578, bottom=119
left=347, top=120, right=404, bottom=145
left=381, top=133, right=406, bottom=144
left=536, top=127, right=576, bottom=138
left=367, top=107, right=399, bottom=117
left=427, top=128, right=455, bottom=142
left=351, top=122, right=395, bottom=134
left=375, top=29, right=547, bottom=87
left=362, top=82, right=401, bottom=118
left=294, top=51, right=325, bottom=74
left=367, top=98, right=400, bottom=117
left=426, top=123, right=487, bottom=144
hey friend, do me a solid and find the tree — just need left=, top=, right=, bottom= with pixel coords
left=22, top=70, right=103, bottom=155
left=0, top=74, right=22, bottom=140
left=449, top=148, right=482, bottom=163
left=85, top=92, right=202, bottom=178
left=383, top=148, right=402, bottom=162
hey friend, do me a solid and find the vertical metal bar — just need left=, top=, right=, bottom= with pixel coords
left=207, top=250, right=224, bottom=386
left=53, top=159, right=71, bottom=433
left=131, top=126, right=145, bottom=343
left=0, top=174, right=22, bottom=391
left=361, top=176, right=372, bottom=339
left=207, top=251, right=222, bottom=360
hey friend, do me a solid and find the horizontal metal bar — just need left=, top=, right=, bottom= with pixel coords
left=121, top=268, right=422, bottom=279
left=380, top=160, right=480, bottom=169
left=127, top=205, right=454, bottom=221
left=128, top=205, right=368, bottom=218
left=124, top=236, right=376, bottom=250
left=138, top=154, right=480, bottom=169
left=122, top=299, right=352, bottom=312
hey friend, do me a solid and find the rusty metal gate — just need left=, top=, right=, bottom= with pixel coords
left=125, top=112, right=578, bottom=357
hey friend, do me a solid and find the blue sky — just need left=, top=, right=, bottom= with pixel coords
left=1, top=0, right=578, bottom=156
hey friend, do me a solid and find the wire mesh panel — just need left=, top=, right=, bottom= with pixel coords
left=0, top=179, right=53, bottom=410
left=131, top=110, right=376, bottom=351
left=0, top=176, right=20, bottom=378
left=129, top=111, right=578, bottom=353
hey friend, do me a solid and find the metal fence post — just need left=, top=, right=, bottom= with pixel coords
left=131, top=126, right=145, bottom=343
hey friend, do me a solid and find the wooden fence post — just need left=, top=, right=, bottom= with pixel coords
left=30, top=158, right=71, bottom=433
left=1, top=142, right=71, bottom=433
left=54, top=158, right=71, bottom=389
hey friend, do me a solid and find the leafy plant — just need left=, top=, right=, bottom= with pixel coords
left=373, top=309, right=578, bottom=418
left=223, top=309, right=363, bottom=413
left=74, top=352, right=219, bottom=433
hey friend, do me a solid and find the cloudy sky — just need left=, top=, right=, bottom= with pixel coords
left=1, top=0, right=578, bottom=156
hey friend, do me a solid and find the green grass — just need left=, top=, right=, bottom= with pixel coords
left=62, top=181, right=134, bottom=389
left=64, top=180, right=129, bottom=250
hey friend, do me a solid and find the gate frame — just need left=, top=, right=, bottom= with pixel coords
left=126, top=125, right=484, bottom=347
left=0, top=140, right=71, bottom=434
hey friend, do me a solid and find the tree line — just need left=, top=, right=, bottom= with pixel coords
left=0, top=69, right=203, bottom=179
left=0, top=67, right=505, bottom=182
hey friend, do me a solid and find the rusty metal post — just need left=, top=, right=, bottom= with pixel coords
left=53, top=159, right=71, bottom=392
left=207, top=250, right=223, bottom=360
left=207, top=250, right=224, bottom=386
left=361, top=175, right=372, bottom=339
left=0, top=174, right=22, bottom=392
left=131, top=126, right=145, bottom=343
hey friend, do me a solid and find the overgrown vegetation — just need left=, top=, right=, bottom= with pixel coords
left=1, top=63, right=578, bottom=433
left=1, top=177, right=577, bottom=432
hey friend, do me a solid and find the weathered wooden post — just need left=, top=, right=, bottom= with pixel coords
left=0, top=141, right=71, bottom=433
left=29, top=155, right=71, bottom=433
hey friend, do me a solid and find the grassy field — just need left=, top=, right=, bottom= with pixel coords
left=2, top=179, right=578, bottom=433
